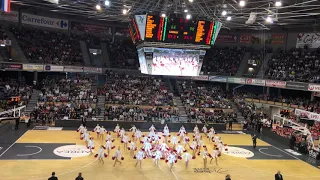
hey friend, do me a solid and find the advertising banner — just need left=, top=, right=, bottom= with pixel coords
left=23, top=64, right=44, bottom=71
left=64, top=66, right=83, bottom=72
left=286, top=82, right=308, bottom=90
left=209, top=76, right=227, bottom=82
left=240, top=34, right=252, bottom=44
left=115, top=27, right=130, bottom=37
left=191, top=75, right=208, bottom=81
left=308, top=84, right=320, bottom=92
left=296, top=33, right=320, bottom=48
left=44, top=65, right=64, bottom=72
left=295, top=109, right=320, bottom=122
left=265, top=80, right=286, bottom=88
left=83, top=67, right=102, bottom=73
left=134, top=15, right=147, bottom=40
left=0, top=11, right=18, bottom=22
left=268, top=34, right=286, bottom=44
left=216, top=34, right=237, bottom=43
left=71, top=21, right=112, bottom=36
left=246, top=78, right=265, bottom=86
left=227, top=77, right=246, bottom=84
left=21, top=13, right=69, bottom=30
left=0, top=63, right=22, bottom=70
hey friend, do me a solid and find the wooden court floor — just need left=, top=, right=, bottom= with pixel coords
left=0, top=130, right=320, bottom=180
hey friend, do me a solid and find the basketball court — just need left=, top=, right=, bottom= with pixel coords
left=0, top=128, right=319, bottom=180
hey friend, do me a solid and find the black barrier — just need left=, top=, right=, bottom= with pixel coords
left=55, top=120, right=226, bottom=132
left=262, top=127, right=290, bottom=146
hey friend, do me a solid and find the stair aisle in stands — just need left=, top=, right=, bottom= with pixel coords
left=96, top=95, right=105, bottom=120
left=25, top=89, right=41, bottom=114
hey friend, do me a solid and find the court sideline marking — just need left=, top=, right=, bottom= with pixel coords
left=0, top=131, right=27, bottom=157
left=258, top=148, right=282, bottom=157
left=17, top=146, right=42, bottom=156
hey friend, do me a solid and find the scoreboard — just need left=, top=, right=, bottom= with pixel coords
left=129, top=14, right=221, bottom=46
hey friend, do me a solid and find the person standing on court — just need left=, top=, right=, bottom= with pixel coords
left=225, top=174, right=231, bottom=180
left=48, top=172, right=58, bottom=180
left=275, top=170, right=283, bottom=180
left=75, top=172, right=84, bottom=180
left=252, top=134, right=257, bottom=149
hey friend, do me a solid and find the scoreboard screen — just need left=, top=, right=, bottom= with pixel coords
left=162, top=18, right=197, bottom=43
left=131, top=14, right=221, bottom=46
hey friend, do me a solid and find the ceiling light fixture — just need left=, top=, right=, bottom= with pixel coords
left=96, top=4, right=101, bottom=10
left=221, top=10, right=227, bottom=16
left=227, top=16, right=232, bottom=21
left=161, top=13, right=166, bottom=17
left=239, top=0, right=245, bottom=7
left=275, top=1, right=282, bottom=7
left=122, top=9, right=128, bottom=14
left=186, top=14, right=191, bottom=20
left=105, top=0, right=110, bottom=6
left=266, top=16, right=273, bottom=23
left=188, top=0, right=194, bottom=2
left=184, top=9, right=188, bottom=13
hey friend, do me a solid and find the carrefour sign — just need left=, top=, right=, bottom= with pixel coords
left=21, top=13, right=68, bottom=30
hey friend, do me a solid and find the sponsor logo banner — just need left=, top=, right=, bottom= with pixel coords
left=53, top=145, right=91, bottom=158
left=216, top=34, right=237, bottom=43
left=240, top=34, right=252, bottom=44
left=222, top=146, right=254, bottom=158
left=134, top=15, right=147, bottom=40
left=227, top=77, right=246, bottom=84
left=0, top=11, right=18, bottom=22
left=23, top=64, right=44, bottom=71
left=286, top=82, right=308, bottom=90
left=115, top=27, right=130, bottom=37
left=44, top=65, right=64, bottom=72
left=1, top=63, right=22, bottom=70
left=191, top=75, right=208, bottom=81
left=314, top=92, right=320, bottom=97
left=308, top=84, right=320, bottom=92
left=83, top=67, right=102, bottom=73
left=268, top=34, right=286, bottom=44
left=21, top=13, right=68, bottom=30
left=0, top=39, right=11, bottom=46
left=221, top=131, right=246, bottom=134
left=64, top=66, right=83, bottom=72
left=246, top=78, right=265, bottom=86
left=71, top=21, right=112, bottom=35
left=295, top=109, right=320, bottom=122
left=209, top=76, right=227, bottom=82
left=296, top=33, right=320, bottom=49
left=265, top=80, right=286, bottom=88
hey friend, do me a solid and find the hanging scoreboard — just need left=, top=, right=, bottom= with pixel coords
left=129, top=14, right=222, bottom=46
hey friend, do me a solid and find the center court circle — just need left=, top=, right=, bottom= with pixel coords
left=222, top=146, right=254, bottom=158
left=53, top=145, right=91, bottom=158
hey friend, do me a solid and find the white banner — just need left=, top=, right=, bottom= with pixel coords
left=296, top=33, right=320, bottom=49
left=83, top=67, right=102, bottom=73
left=21, top=13, right=69, bottom=30
left=44, top=65, right=64, bottom=72
left=265, top=80, right=286, bottom=88
left=227, top=77, right=246, bottom=84
left=64, top=66, right=83, bottom=72
left=246, top=78, right=265, bottom=86
left=308, top=84, right=320, bottom=92
left=135, top=15, right=147, bottom=40
left=0, top=11, right=19, bottom=22
left=22, top=64, right=44, bottom=71
left=295, top=109, right=320, bottom=122
left=191, top=75, right=208, bottom=81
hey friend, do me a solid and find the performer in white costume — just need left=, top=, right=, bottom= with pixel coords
left=193, top=125, right=199, bottom=133
left=134, top=149, right=145, bottom=169
left=95, top=145, right=107, bottom=164
left=167, top=151, right=177, bottom=170
left=153, top=150, right=162, bottom=167
left=143, top=140, right=153, bottom=156
left=129, top=125, right=137, bottom=133
left=170, top=135, right=178, bottom=149
left=113, top=147, right=123, bottom=167
left=175, top=144, right=185, bottom=155
left=93, top=124, right=101, bottom=139
left=119, top=128, right=126, bottom=138
left=202, top=125, right=208, bottom=135
left=210, top=147, right=219, bottom=165
left=134, top=128, right=142, bottom=142
left=114, top=124, right=120, bottom=137
left=77, top=124, right=85, bottom=138
left=87, top=137, right=95, bottom=154
left=128, top=141, right=137, bottom=157
left=181, top=151, right=192, bottom=169
left=104, top=139, right=115, bottom=155
left=99, top=126, right=107, bottom=142
left=160, top=142, right=169, bottom=152
left=122, top=133, right=129, bottom=150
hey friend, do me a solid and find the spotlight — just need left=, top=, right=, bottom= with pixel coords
left=227, top=16, right=232, bottom=21
left=275, top=1, right=282, bottom=7
left=96, top=4, right=101, bottom=10
left=184, top=9, right=188, bottom=13
left=161, top=13, right=166, bottom=17
left=239, top=0, right=245, bottom=7
left=122, top=9, right=127, bottom=14
left=221, top=10, right=227, bottom=16
left=186, top=14, right=191, bottom=20
left=266, top=16, right=273, bottom=23
left=188, top=0, right=194, bottom=2
left=105, top=0, right=110, bottom=6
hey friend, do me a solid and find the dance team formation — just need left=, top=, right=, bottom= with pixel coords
left=77, top=124, right=228, bottom=169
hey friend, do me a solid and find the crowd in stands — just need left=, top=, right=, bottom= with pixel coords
left=104, top=74, right=174, bottom=106
left=108, top=39, right=138, bottom=69
left=265, top=48, right=320, bottom=83
left=201, top=47, right=245, bottom=76
left=11, top=27, right=83, bottom=65
left=245, top=51, right=263, bottom=77
left=104, top=105, right=179, bottom=122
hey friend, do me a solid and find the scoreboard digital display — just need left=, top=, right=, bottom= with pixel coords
left=130, top=14, right=221, bottom=46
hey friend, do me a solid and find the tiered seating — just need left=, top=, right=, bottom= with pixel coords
left=201, top=47, right=245, bottom=75
left=245, top=51, right=263, bottom=77
left=11, top=27, right=83, bottom=65
left=108, top=39, right=139, bottom=69
left=265, top=48, right=320, bottom=82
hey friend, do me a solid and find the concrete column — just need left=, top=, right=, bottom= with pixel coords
left=226, top=83, right=229, bottom=92
left=277, top=88, right=281, bottom=97
left=33, top=71, right=38, bottom=85
left=266, top=87, right=270, bottom=95
left=311, top=92, right=315, bottom=101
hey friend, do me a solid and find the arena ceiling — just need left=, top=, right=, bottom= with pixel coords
left=11, top=0, right=320, bottom=30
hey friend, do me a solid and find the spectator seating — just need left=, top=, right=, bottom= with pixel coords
left=108, top=39, right=139, bottom=69
left=11, top=27, right=83, bottom=65
left=201, top=47, right=245, bottom=75
left=245, top=51, right=263, bottom=77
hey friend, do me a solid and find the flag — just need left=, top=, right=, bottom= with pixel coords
left=0, top=0, right=11, bottom=12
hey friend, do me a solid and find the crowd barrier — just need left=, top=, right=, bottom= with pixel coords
left=55, top=120, right=227, bottom=132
